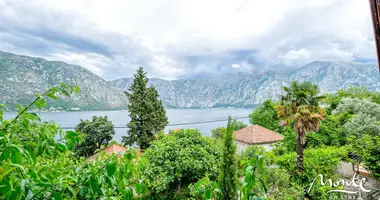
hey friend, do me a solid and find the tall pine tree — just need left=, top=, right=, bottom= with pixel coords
left=218, top=116, right=238, bottom=199
left=122, top=67, right=168, bottom=150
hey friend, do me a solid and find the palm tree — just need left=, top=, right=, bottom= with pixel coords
left=275, top=81, right=326, bottom=174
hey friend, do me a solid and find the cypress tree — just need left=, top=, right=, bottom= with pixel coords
left=122, top=67, right=168, bottom=150
left=218, top=116, right=238, bottom=199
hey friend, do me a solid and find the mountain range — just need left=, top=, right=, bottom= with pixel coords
left=1, top=50, right=380, bottom=110
left=0, top=51, right=128, bottom=111
left=110, top=61, right=380, bottom=108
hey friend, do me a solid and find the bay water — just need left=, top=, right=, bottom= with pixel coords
left=4, top=108, right=253, bottom=142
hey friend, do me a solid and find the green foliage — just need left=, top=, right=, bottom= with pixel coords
left=344, top=112, right=380, bottom=137
left=74, top=116, right=116, bottom=158
left=218, top=117, right=238, bottom=200
left=193, top=176, right=221, bottom=200
left=347, top=135, right=380, bottom=179
left=271, top=127, right=296, bottom=155
left=326, top=86, right=380, bottom=112
left=275, top=147, right=347, bottom=186
left=334, top=97, right=380, bottom=137
left=142, top=128, right=221, bottom=198
left=307, top=184, right=343, bottom=200
left=240, top=145, right=266, bottom=161
left=335, top=98, right=380, bottom=120
left=306, top=112, right=351, bottom=148
left=249, top=99, right=282, bottom=132
left=231, top=119, right=248, bottom=131
left=239, top=155, right=267, bottom=200
left=274, top=147, right=347, bottom=199
left=265, top=167, right=304, bottom=200
left=122, top=67, right=168, bottom=150
left=211, top=119, right=247, bottom=139
left=0, top=84, right=149, bottom=200
left=211, top=127, right=226, bottom=139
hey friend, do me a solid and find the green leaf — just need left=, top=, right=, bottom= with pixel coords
left=51, top=191, right=63, bottom=200
left=74, top=85, right=81, bottom=94
left=0, top=179, right=11, bottom=196
left=90, top=178, right=99, bottom=194
left=10, top=164, right=25, bottom=174
left=141, top=183, right=147, bottom=196
left=67, top=185, right=76, bottom=197
left=106, top=163, right=117, bottom=177
left=59, top=82, right=68, bottom=88
left=10, top=147, right=22, bottom=164
left=55, top=143, right=67, bottom=152
left=26, top=149, right=37, bottom=164
left=35, top=98, right=46, bottom=109
left=204, top=189, right=211, bottom=199
left=135, top=182, right=141, bottom=195
left=61, top=90, right=71, bottom=97
left=259, top=178, right=268, bottom=193
left=47, top=93, right=58, bottom=100
left=65, top=131, right=78, bottom=139
left=124, top=187, right=133, bottom=200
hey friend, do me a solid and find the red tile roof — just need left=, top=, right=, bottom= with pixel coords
left=233, top=125, right=284, bottom=144
left=87, top=144, right=128, bottom=160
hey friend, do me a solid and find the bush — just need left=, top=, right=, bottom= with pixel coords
left=266, top=167, right=304, bottom=200
left=306, top=112, right=351, bottom=148
left=142, top=129, right=221, bottom=198
left=274, top=146, right=347, bottom=198
left=335, top=98, right=380, bottom=120
left=348, top=135, right=380, bottom=179
left=240, top=145, right=266, bottom=161
left=344, top=112, right=380, bottom=137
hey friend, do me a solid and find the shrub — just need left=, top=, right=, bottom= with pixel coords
left=142, top=128, right=221, bottom=198
left=266, top=167, right=304, bottom=200
left=274, top=146, right=347, bottom=198
left=348, top=135, right=380, bottom=179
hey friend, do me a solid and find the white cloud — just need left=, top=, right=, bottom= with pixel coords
left=0, top=0, right=376, bottom=80
left=232, top=64, right=240, bottom=68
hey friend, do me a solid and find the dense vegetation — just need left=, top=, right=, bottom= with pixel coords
left=1, top=71, right=379, bottom=199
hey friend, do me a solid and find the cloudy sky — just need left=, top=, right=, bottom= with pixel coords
left=0, top=0, right=376, bottom=80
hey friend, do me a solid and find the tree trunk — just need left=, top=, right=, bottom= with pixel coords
left=296, top=134, right=304, bottom=174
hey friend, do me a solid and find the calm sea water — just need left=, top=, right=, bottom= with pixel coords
left=3, top=109, right=253, bottom=142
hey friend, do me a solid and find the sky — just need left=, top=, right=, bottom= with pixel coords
left=0, top=0, right=377, bottom=80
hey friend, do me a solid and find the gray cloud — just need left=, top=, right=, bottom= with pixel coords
left=0, top=0, right=376, bottom=80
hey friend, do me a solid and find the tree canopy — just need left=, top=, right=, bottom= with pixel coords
left=74, top=116, right=115, bottom=158
left=249, top=99, right=282, bottom=132
left=142, top=128, right=221, bottom=198
left=122, top=67, right=168, bottom=150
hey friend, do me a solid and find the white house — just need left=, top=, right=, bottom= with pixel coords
left=233, top=125, right=284, bottom=154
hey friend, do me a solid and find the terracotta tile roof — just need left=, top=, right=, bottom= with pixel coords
left=87, top=144, right=129, bottom=160
left=233, top=125, right=284, bottom=144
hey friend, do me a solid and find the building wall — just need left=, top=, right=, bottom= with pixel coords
left=235, top=140, right=274, bottom=154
